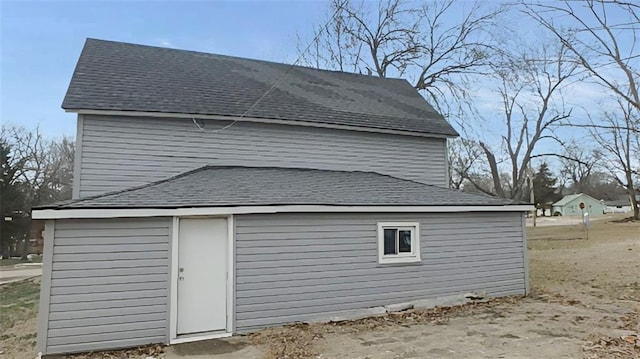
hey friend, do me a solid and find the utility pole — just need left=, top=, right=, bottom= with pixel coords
left=524, top=126, right=536, bottom=227
left=529, top=174, right=536, bottom=227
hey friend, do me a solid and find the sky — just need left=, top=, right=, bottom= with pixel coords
left=1, top=0, right=328, bottom=138
left=0, top=0, right=634, bottom=161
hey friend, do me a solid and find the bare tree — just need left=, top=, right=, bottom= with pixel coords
left=299, top=0, right=505, bottom=118
left=523, top=0, right=640, bottom=217
left=299, top=0, right=364, bottom=73
left=523, top=0, right=640, bottom=112
left=3, top=126, right=74, bottom=206
left=590, top=98, right=639, bottom=219
left=558, top=143, right=601, bottom=193
left=448, top=137, right=483, bottom=189
left=0, top=126, right=74, bottom=258
left=473, top=43, right=577, bottom=200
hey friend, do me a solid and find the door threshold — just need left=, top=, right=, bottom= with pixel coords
left=171, top=331, right=231, bottom=344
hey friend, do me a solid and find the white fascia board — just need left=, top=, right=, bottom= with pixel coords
left=33, top=204, right=534, bottom=220
left=66, top=109, right=456, bottom=139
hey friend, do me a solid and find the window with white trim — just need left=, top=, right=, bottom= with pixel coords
left=377, top=222, right=421, bottom=264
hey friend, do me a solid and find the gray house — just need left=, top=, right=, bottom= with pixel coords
left=33, top=39, right=531, bottom=356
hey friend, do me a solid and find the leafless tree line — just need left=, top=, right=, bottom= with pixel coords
left=299, top=0, right=506, bottom=126
left=301, top=0, right=639, bottom=219
left=1, top=126, right=74, bottom=257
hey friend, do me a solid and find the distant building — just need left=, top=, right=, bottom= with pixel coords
left=604, top=195, right=640, bottom=214
left=552, top=193, right=606, bottom=216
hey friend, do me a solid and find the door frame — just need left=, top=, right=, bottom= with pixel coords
left=169, top=215, right=234, bottom=344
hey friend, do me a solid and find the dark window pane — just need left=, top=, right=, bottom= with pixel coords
left=398, top=230, right=412, bottom=252
left=383, top=229, right=397, bottom=255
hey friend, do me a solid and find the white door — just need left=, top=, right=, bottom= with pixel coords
left=177, top=218, right=228, bottom=335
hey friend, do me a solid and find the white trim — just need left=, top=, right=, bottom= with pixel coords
left=377, top=222, right=421, bottom=264
left=33, top=205, right=534, bottom=219
left=169, top=217, right=179, bottom=342
left=521, top=213, right=530, bottom=295
left=68, top=109, right=456, bottom=139
left=169, top=216, right=234, bottom=344
left=36, top=220, right=55, bottom=354
left=444, top=138, right=450, bottom=188
left=170, top=332, right=231, bottom=345
left=226, top=215, right=234, bottom=332
left=71, top=115, right=84, bottom=199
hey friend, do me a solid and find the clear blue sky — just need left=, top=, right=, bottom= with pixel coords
left=1, top=0, right=630, bottom=153
left=1, top=0, right=328, bottom=139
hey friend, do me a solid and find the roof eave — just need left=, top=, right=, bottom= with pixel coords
left=63, top=108, right=460, bottom=139
left=33, top=204, right=534, bottom=220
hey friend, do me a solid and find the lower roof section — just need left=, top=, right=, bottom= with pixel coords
left=34, top=204, right=533, bottom=219
left=34, top=166, right=531, bottom=219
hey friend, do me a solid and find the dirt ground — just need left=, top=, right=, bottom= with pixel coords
left=1, top=217, right=638, bottom=359
left=525, top=213, right=619, bottom=227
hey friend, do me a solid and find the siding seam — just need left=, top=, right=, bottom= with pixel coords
left=72, top=115, right=84, bottom=199
left=522, top=213, right=530, bottom=295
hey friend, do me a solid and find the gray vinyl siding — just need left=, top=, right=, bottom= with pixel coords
left=234, top=212, right=526, bottom=331
left=43, top=218, right=171, bottom=355
left=76, top=115, right=447, bottom=197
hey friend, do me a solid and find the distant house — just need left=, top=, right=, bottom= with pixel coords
left=605, top=195, right=640, bottom=214
left=552, top=193, right=606, bottom=216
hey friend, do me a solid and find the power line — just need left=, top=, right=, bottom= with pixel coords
left=193, top=2, right=346, bottom=133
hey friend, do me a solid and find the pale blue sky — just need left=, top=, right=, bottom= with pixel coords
left=0, top=0, right=633, bottom=154
left=1, top=0, right=327, bottom=138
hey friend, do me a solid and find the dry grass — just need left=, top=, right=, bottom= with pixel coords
left=528, top=217, right=639, bottom=359
left=587, top=310, right=640, bottom=358
left=0, top=277, right=40, bottom=358
left=583, top=333, right=640, bottom=359
left=527, top=216, right=638, bottom=250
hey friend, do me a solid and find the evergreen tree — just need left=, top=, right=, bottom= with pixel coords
left=533, top=162, right=561, bottom=216
left=0, top=141, right=29, bottom=258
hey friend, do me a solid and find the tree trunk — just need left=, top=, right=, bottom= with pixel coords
left=480, top=142, right=505, bottom=198
left=20, top=238, right=29, bottom=260
left=630, top=193, right=639, bottom=221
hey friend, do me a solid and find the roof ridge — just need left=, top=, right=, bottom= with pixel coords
left=41, top=165, right=515, bottom=209
left=39, top=165, right=214, bottom=209
left=85, top=38, right=412, bottom=83
left=347, top=168, right=515, bottom=203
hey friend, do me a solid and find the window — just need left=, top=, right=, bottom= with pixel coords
left=377, top=222, right=420, bottom=264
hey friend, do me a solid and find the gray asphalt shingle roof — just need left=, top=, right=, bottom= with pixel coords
left=62, top=39, right=458, bottom=137
left=42, top=166, right=515, bottom=209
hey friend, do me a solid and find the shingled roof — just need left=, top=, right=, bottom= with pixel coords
left=41, top=166, right=514, bottom=209
left=62, top=39, right=458, bottom=137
